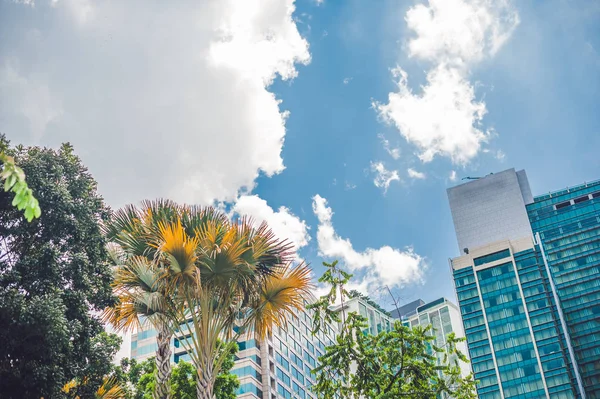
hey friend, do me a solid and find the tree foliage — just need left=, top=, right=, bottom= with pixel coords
left=113, top=349, right=238, bottom=399
left=0, top=137, right=115, bottom=398
left=0, top=135, right=41, bottom=222
left=308, top=261, right=478, bottom=399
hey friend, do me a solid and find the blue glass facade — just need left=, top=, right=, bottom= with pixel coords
left=454, top=251, right=578, bottom=398
left=449, top=171, right=600, bottom=399
left=528, top=180, right=600, bottom=398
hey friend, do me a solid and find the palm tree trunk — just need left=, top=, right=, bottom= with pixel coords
left=154, top=326, right=172, bottom=399
left=196, top=367, right=214, bottom=399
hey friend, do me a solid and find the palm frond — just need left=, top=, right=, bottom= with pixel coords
left=156, top=220, right=200, bottom=289
left=96, top=377, right=126, bottom=399
left=246, top=262, right=313, bottom=339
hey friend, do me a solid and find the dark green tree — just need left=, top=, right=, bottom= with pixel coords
left=308, top=260, right=478, bottom=399
left=0, top=137, right=115, bottom=398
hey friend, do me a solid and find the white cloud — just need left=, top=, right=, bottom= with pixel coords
left=232, top=195, right=310, bottom=257
left=344, top=181, right=357, bottom=190
left=406, top=0, right=519, bottom=65
left=343, top=77, right=353, bottom=84
left=370, top=161, right=400, bottom=192
left=375, top=65, right=489, bottom=164
left=449, top=170, right=458, bottom=181
left=378, top=133, right=401, bottom=160
left=1, top=0, right=310, bottom=208
left=407, top=168, right=426, bottom=179
left=376, top=0, right=518, bottom=166
left=312, top=194, right=425, bottom=290
left=495, top=149, right=506, bottom=161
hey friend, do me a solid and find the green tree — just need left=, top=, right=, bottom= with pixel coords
left=0, top=138, right=115, bottom=398
left=308, top=260, right=478, bottom=399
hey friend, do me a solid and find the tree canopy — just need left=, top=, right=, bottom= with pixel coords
left=308, top=260, right=478, bottom=399
left=0, top=137, right=115, bottom=398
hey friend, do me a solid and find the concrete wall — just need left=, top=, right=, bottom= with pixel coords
left=447, top=168, right=533, bottom=254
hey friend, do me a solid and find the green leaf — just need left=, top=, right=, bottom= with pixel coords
left=13, top=181, right=26, bottom=195
left=24, top=207, right=34, bottom=222
left=12, top=191, right=23, bottom=207
left=4, top=174, right=16, bottom=191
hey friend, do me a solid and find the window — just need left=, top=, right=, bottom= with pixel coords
left=291, top=352, right=303, bottom=368
left=304, top=350, right=316, bottom=367
left=277, top=367, right=291, bottom=386
left=237, top=382, right=263, bottom=397
left=292, top=381, right=306, bottom=399
left=276, top=352, right=289, bottom=371
left=291, top=365, right=304, bottom=384
left=474, top=249, right=511, bottom=266
left=555, top=201, right=571, bottom=210
left=277, top=383, right=292, bottom=399
left=573, top=195, right=589, bottom=204
left=232, top=365, right=261, bottom=380
left=238, top=339, right=258, bottom=351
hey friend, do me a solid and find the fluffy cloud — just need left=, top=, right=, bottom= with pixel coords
left=370, top=161, right=400, bottom=192
left=232, top=195, right=310, bottom=256
left=376, top=0, right=518, bottom=166
left=449, top=170, right=458, bottom=181
left=406, top=0, right=519, bottom=65
left=375, top=65, right=488, bottom=164
left=312, top=194, right=425, bottom=290
left=407, top=168, right=426, bottom=179
left=0, top=0, right=309, bottom=207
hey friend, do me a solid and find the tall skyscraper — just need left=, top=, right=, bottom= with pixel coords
left=448, top=168, right=600, bottom=399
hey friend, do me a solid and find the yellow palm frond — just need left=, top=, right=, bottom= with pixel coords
left=248, top=262, right=313, bottom=339
left=101, top=296, right=141, bottom=333
left=156, top=220, right=199, bottom=283
left=96, top=377, right=126, bottom=399
left=62, top=379, right=77, bottom=394
left=195, top=219, right=259, bottom=291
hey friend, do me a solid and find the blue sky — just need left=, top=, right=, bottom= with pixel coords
left=1, top=0, right=599, bottom=311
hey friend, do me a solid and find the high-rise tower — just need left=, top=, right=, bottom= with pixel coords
left=448, top=169, right=600, bottom=399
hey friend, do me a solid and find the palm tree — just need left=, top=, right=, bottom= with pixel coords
left=103, top=254, right=173, bottom=399
left=102, top=200, right=184, bottom=399
left=105, top=201, right=312, bottom=399
left=153, top=215, right=313, bottom=399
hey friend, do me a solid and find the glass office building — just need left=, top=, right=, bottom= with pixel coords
left=331, top=295, right=395, bottom=336
left=130, top=298, right=338, bottom=399
left=528, top=179, right=600, bottom=396
left=448, top=169, right=599, bottom=399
